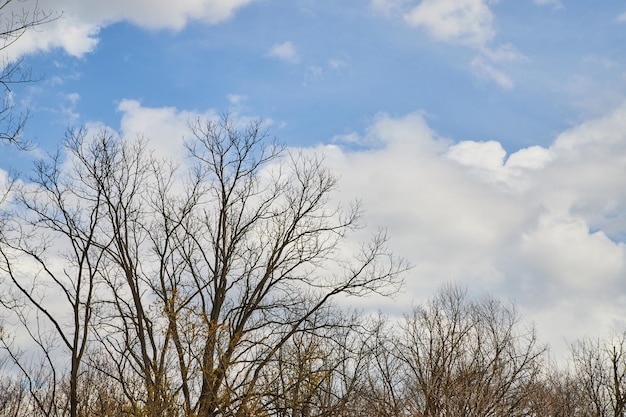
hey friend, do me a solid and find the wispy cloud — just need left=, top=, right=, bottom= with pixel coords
left=471, top=57, right=514, bottom=89
left=533, top=0, right=563, bottom=9
left=328, top=59, right=347, bottom=69
left=480, top=43, right=526, bottom=63
left=399, top=0, right=523, bottom=89
left=403, top=0, right=495, bottom=48
left=268, top=41, right=300, bottom=63
left=303, top=65, right=323, bottom=83
left=370, top=0, right=411, bottom=16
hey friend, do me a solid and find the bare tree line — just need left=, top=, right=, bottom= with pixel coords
left=0, top=3, right=625, bottom=416
left=0, top=116, right=625, bottom=417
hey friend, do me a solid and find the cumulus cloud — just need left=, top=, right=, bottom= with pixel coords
left=4, top=13, right=99, bottom=60
left=447, top=140, right=507, bottom=170
left=116, top=99, right=218, bottom=163
left=506, top=145, right=553, bottom=170
left=114, top=99, right=270, bottom=164
left=312, top=103, right=626, bottom=356
left=78, top=99, right=626, bottom=358
left=520, top=214, right=624, bottom=291
left=268, top=41, right=300, bottom=63
left=4, top=0, right=255, bottom=59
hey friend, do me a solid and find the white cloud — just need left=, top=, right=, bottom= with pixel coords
left=0, top=168, right=12, bottom=209
left=318, top=111, right=529, bottom=271
left=447, top=140, right=506, bottom=170
left=520, top=214, right=625, bottom=291
left=619, top=12, right=626, bottom=23
left=583, top=55, right=616, bottom=70
left=480, top=43, right=526, bottom=63
left=446, top=141, right=552, bottom=193
left=4, top=0, right=255, bottom=58
left=4, top=13, right=100, bottom=60
left=551, top=101, right=626, bottom=154
left=506, top=145, right=553, bottom=170
left=311, top=103, right=626, bottom=357
left=268, top=41, right=300, bottom=63
left=400, top=0, right=522, bottom=89
left=114, top=99, right=271, bottom=164
left=65, top=92, right=80, bottom=106
left=116, top=99, right=217, bottom=163
left=69, top=99, right=626, bottom=359
left=404, top=0, right=495, bottom=47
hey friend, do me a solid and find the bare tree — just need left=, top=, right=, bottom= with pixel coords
left=391, top=285, right=546, bottom=417
left=0, top=131, right=111, bottom=417
left=81, top=130, right=184, bottom=417
left=570, top=332, right=626, bottom=417
left=174, top=116, right=405, bottom=417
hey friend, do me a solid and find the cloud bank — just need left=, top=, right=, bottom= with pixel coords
left=110, top=99, right=626, bottom=357
left=322, top=104, right=626, bottom=355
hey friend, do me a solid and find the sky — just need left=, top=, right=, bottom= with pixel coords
left=1, top=0, right=626, bottom=360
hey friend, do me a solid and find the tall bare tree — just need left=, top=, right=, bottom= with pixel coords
left=0, top=130, right=112, bottom=417
left=166, top=116, right=405, bottom=416
left=81, top=130, right=184, bottom=416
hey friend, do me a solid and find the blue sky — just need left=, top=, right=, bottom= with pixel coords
left=10, top=0, right=626, bottom=154
left=2, top=0, right=626, bottom=358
